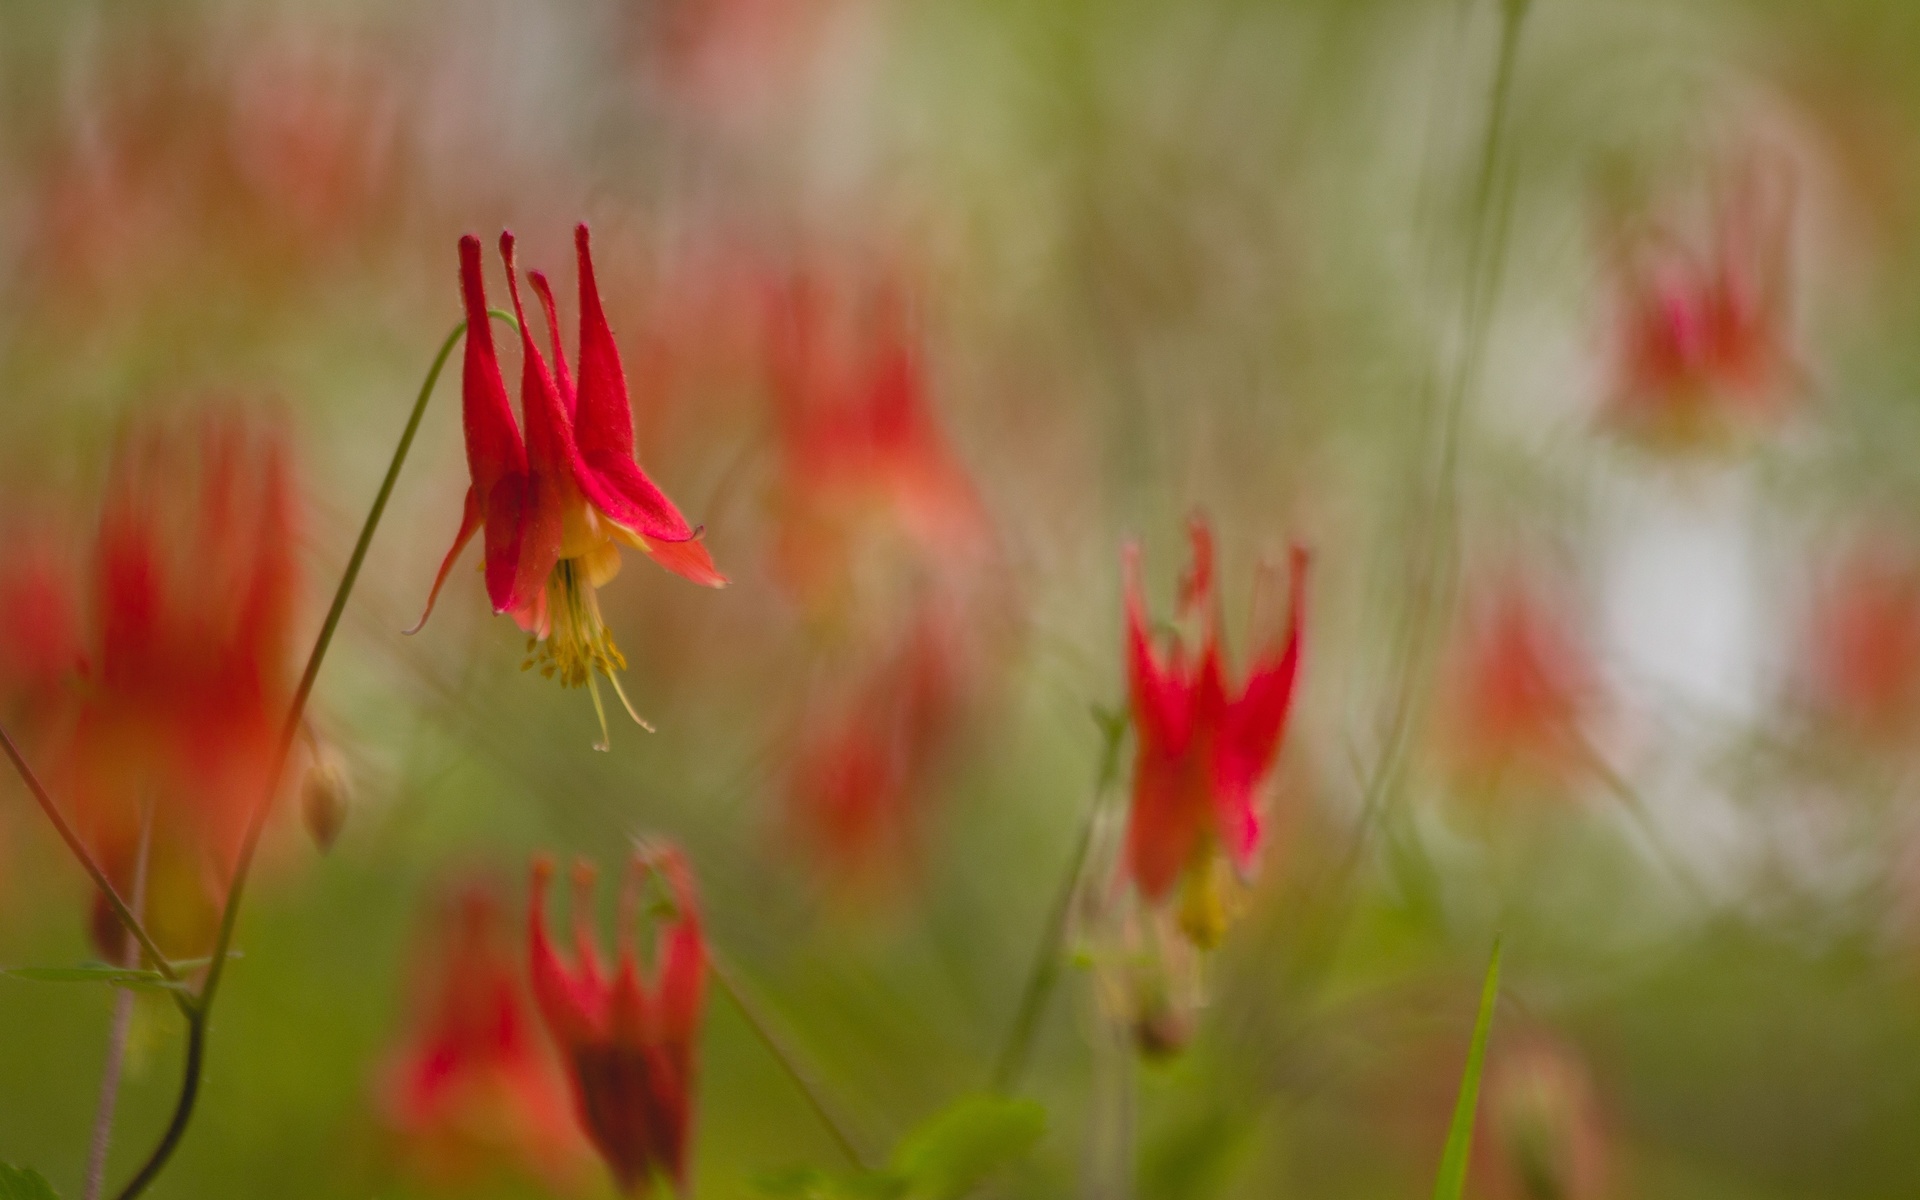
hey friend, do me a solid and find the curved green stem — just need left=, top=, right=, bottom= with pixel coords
left=106, top=1007, right=204, bottom=1200
left=992, top=708, right=1126, bottom=1093
left=0, top=726, right=184, bottom=1000
left=109, top=309, right=513, bottom=1200
left=708, top=948, right=877, bottom=1171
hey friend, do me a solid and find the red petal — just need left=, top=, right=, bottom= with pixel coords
left=651, top=847, right=704, bottom=1195
left=457, top=235, right=527, bottom=496
left=1213, top=545, right=1308, bottom=871
left=1177, top=514, right=1216, bottom=618
left=652, top=848, right=707, bottom=1049
left=1124, top=747, right=1209, bottom=902
left=528, top=857, right=605, bottom=1047
left=528, top=269, right=577, bottom=420
left=508, top=473, right=565, bottom=632
left=405, top=485, right=484, bottom=635
left=482, top=475, right=529, bottom=617
left=500, top=232, right=581, bottom=493
left=571, top=224, right=699, bottom=543
left=498, top=234, right=576, bottom=619
left=1125, top=541, right=1188, bottom=752
left=641, top=532, right=728, bottom=588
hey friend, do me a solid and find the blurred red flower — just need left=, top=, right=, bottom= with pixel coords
left=0, top=528, right=83, bottom=722
left=763, top=274, right=996, bottom=627
left=1482, top=1037, right=1610, bottom=1200
left=1437, top=577, right=1597, bottom=798
left=1123, top=517, right=1307, bottom=948
left=786, top=607, right=970, bottom=886
left=26, top=22, right=400, bottom=314
left=637, top=0, right=839, bottom=131
left=27, top=413, right=302, bottom=958
left=1602, top=161, right=1800, bottom=453
left=529, top=847, right=707, bottom=1197
left=412, top=227, right=725, bottom=748
left=1803, top=538, right=1920, bottom=743
left=381, top=882, right=585, bottom=1189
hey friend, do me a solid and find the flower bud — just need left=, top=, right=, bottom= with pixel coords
left=1491, top=1041, right=1606, bottom=1200
left=301, top=743, right=351, bottom=853
left=1090, top=905, right=1206, bottom=1062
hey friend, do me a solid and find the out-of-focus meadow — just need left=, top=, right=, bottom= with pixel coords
left=6, top=0, right=1920, bottom=1197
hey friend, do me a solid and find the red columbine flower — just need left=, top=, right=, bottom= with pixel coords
left=381, top=882, right=584, bottom=1189
left=65, top=413, right=299, bottom=957
left=529, top=847, right=706, bottom=1197
left=1123, top=517, right=1307, bottom=949
left=1602, top=161, right=1799, bottom=453
left=413, top=226, right=726, bottom=748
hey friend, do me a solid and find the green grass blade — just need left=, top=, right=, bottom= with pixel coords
left=1432, top=936, right=1503, bottom=1200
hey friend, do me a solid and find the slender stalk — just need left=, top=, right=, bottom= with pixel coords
left=992, top=712, right=1126, bottom=1093
left=1343, top=0, right=1536, bottom=892
left=1571, top=732, right=1714, bottom=906
left=707, top=948, right=876, bottom=1171
left=109, top=310, right=512, bottom=1200
left=0, top=726, right=180, bottom=993
left=1252, top=0, right=1538, bottom=1058
left=108, top=1011, right=204, bottom=1200
left=1081, top=982, right=1136, bottom=1200
left=84, top=801, right=153, bottom=1200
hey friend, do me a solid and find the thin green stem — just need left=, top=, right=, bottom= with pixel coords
left=109, top=1010, right=204, bottom=1200
left=199, top=308, right=512, bottom=1011
left=1361, top=0, right=1536, bottom=877
left=1264, top=0, right=1536, bottom=1034
left=109, top=309, right=512, bottom=1200
left=84, top=800, right=153, bottom=1200
left=992, top=710, right=1126, bottom=1093
left=0, top=725, right=182, bottom=996
left=1570, top=732, right=1714, bottom=907
left=708, top=948, right=876, bottom=1171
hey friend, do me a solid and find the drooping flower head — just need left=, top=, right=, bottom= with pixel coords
left=412, top=226, right=726, bottom=749
left=1123, top=516, right=1307, bottom=949
left=529, top=846, right=707, bottom=1196
left=380, top=882, right=585, bottom=1189
left=1602, top=158, right=1799, bottom=454
left=67, top=412, right=299, bottom=957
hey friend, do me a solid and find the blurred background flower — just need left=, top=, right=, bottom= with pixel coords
left=4, top=1, right=1920, bottom=1198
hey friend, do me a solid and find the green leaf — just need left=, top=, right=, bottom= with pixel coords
left=893, top=1095, right=1046, bottom=1200
left=1432, top=936, right=1503, bottom=1200
left=0, top=1163, right=61, bottom=1200
left=2, top=963, right=183, bottom=992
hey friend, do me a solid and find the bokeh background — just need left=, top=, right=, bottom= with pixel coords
left=5, top=0, right=1920, bottom=1197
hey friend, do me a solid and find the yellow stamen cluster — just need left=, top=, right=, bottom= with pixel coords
left=522, top=558, right=652, bottom=749
left=1176, top=851, right=1234, bottom=951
